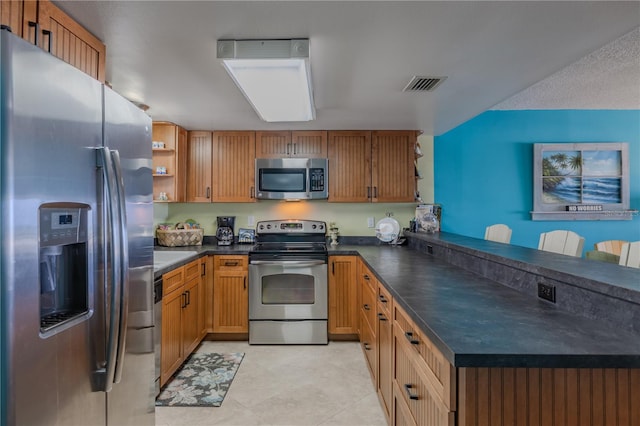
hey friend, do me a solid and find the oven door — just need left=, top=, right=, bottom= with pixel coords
left=249, top=259, right=328, bottom=320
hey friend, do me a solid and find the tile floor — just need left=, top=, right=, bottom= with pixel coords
left=155, top=341, right=387, bottom=426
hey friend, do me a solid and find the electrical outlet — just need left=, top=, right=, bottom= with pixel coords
left=247, top=216, right=255, bottom=227
left=538, top=282, right=556, bottom=303
left=367, top=217, right=375, bottom=228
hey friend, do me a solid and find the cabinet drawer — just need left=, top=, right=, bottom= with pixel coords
left=360, top=318, right=377, bottom=383
left=214, top=255, right=247, bottom=269
left=361, top=266, right=377, bottom=294
left=163, top=267, right=184, bottom=295
left=394, top=303, right=456, bottom=410
left=361, top=281, right=376, bottom=332
left=394, top=331, right=454, bottom=426
left=378, top=283, right=392, bottom=313
left=184, top=258, right=201, bottom=281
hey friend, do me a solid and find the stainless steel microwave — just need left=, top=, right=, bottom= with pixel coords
left=255, top=158, right=328, bottom=200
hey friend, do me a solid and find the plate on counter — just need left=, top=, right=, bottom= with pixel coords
left=375, top=217, right=400, bottom=242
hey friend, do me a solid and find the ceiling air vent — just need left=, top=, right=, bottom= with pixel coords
left=403, top=76, right=447, bottom=92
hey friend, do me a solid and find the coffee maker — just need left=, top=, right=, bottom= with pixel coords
left=216, top=216, right=235, bottom=246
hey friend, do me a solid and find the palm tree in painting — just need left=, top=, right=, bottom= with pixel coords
left=542, top=152, right=582, bottom=192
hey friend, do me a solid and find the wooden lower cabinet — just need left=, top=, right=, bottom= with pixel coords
left=160, top=278, right=184, bottom=386
left=160, top=258, right=204, bottom=386
left=212, top=255, right=249, bottom=334
left=377, top=285, right=393, bottom=422
left=328, top=255, right=359, bottom=336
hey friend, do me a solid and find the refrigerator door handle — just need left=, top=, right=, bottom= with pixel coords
left=96, top=147, right=122, bottom=393
left=110, top=149, right=130, bottom=384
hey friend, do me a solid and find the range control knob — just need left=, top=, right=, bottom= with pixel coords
left=312, top=224, right=317, bottom=229
left=267, top=224, right=272, bottom=229
left=259, top=224, right=264, bottom=230
left=319, top=224, right=324, bottom=230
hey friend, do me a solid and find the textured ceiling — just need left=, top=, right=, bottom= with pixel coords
left=493, top=27, right=640, bottom=110
left=56, top=1, right=640, bottom=135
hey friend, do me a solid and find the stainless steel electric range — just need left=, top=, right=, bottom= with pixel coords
left=248, top=219, right=328, bottom=344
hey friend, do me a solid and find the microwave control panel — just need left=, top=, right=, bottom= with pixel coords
left=309, top=168, right=325, bottom=192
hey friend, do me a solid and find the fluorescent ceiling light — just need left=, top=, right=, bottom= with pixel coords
left=217, top=39, right=315, bottom=122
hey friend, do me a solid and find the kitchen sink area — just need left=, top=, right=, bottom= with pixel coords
left=153, top=250, right=199, bottom=271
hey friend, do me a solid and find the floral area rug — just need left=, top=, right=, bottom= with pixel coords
left=156, top=352, right=244, bottom=407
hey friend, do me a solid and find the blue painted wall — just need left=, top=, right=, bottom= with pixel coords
left=434, top=110, right=640, bottom=253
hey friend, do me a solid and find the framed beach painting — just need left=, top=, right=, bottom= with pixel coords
left=532, top=143, right=631, bottom=220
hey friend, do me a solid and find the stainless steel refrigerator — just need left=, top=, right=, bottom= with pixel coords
left=0, top=30, right=155, bottom=426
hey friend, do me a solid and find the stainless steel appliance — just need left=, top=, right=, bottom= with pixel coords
left=216, top=216, right=236, bottom=245
left=249, top=220, right=328, bottom=344
left=255, top=158, right=328, bottom=200
left=0, top=30, right=154, bottom=425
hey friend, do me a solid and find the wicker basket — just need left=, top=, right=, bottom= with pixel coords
left=156, top=228, right=203, bottom=247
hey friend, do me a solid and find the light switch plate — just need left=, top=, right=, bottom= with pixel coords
left=248, top=216, right=255, bottom=226
left=367, top=217, right=375, bottom=228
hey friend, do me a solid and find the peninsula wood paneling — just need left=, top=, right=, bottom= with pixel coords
left=372, top=130, right=417, bottom=202
left=458, top=367, right=640, bottom=426
left=212, top=131, right=255, bottom=202
left=186, top=131, right=212, bottom=202
left=328, top=131, right=371, bottom=202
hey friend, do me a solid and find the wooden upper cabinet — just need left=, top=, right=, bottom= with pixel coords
left=372, top=130, right=418, bottom=202
left=256, top=130, right=327, bottom=158
left=186, top=131, right=212, bottom=202
left=328, top=131, right=372, bottom=202
left=291, top=131, right=328, bottom=158
left=212, top=131, right=256, bottom=202
left=328, top=130, right=417, bottom=203
left=255, top=131, right=291, bottom=158
left=38, top=0, right=106, bottom=82
left=152, top=121, right=187, bottom=202
left=0, top=1, right=30, bottom=37
left=1, top=1, right=105, bottom=82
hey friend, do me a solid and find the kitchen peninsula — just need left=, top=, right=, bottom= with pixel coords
left=155, top=232, right=640, bottom=425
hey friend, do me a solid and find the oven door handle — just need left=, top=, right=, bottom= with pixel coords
left=250, top=260, right=326, bottom=267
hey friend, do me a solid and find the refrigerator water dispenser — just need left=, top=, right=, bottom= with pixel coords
left=39, top=203, right=90, bottom=335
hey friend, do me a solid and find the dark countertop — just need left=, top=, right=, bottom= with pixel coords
left=330, top=242, right=640, bottom=368
left=155, top=237, right=640, bottom=368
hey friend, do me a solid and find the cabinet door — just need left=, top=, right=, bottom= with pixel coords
left=291, top=131, right=327, bottom=158
left=255, top=131, right=291, bottom=158
left=186, top=131, right=212, bottom=202
left=37, top=0, right=106, bottom=82
left=212, top=131, right=256, bottom=202
left=198, top=257, right=208, bottom=339
left=328, top=255, right=359, bottom=335
left=371, top=130, right=417, bottom=202
left=378, top=301, right=393, bottom=421
left=161, top=287, right=184, bottom=386
left=182, top=276, right=200, bottom=356
left=328, top=131, right=371, bottom=202
left=204, top=255, right=215, bottom=333
left=213, top=269, right=249, bottom=333
left=0, top=0, right=28, bottom=37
